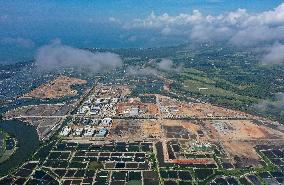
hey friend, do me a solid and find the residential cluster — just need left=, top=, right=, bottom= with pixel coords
left=59, top=118, right=112, bottom=138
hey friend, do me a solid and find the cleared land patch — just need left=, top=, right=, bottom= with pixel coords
left=22, top=75, right=87, bottom=99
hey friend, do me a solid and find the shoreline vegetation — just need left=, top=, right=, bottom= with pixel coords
left=0, top=130, right=18, bottom=164
left=0, top=120, right=39, bottom=177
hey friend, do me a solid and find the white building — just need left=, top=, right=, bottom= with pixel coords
left=130, top=107, right=139, bottom=116
left=100, top=118, right=112, bottom=126
left=78, top=105, right=90, bottom=114
left=59, top=126, right=71, bottom=136
left=73, top=128, right=84, bottom=136
left=83, top=126, right=95, bottom=137
left=111, top=98, right=119, bottom=103
left=90, top=105, right=100, bottom=115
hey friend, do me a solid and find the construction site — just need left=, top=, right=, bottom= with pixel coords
left=2, top=83, right=284, bottom=185
left=22, top=75, right=87, bottom=99
left=61, top=85, right=284, bottom=172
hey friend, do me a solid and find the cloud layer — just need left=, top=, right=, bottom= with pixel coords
left=262, top=43, right=284, bottom=65
left=1, top=37, right=35, bottom=48
left=125, top=66, right=158, bottom=76
left=124, top=3, right=284, bottom=46
left=157, top=58, right=181, bottom=72
left=125, top=58, right=181, bottom=76
left=35, top=40, right=122, bottom=72
left=254, top=92, right=284, bottom=112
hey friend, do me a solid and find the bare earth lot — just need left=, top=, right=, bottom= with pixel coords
left=22, top=75, right=87, bottom=99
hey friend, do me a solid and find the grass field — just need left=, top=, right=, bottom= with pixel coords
left=174, top=68, right=259, bottom=110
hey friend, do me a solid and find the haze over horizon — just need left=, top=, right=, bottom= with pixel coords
left=1, top=0, right=284, bottom=63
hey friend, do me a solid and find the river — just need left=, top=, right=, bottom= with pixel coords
left=0, top=120, right=39, bottom=176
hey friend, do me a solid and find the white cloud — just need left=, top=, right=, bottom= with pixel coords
left=125, top=58, right=182, bottom=76
left=206, top=0, right=223, bottom=3
left=1, top=37, right=35, bottom=48
left=230, top=26, right=284, bottom=46
left=109, top=17, right=118, bottom=22
left=254, top=92, right=284, bottom=112
left=35, top=39, right=122, bottom=72
left=161, top=26, right=172, bottom=35
left=124, top=10, right=203, bottom=29
left=123, top=3, right=284, bottom=46
left=109, top=17, right=121, bottom=24
left=125, top=66, right=158, bottom=76
left=262, top=43, right=284, bottom=65
left=0, top=15, right=9, bottom=23
left=157, top=58, right=181, bottom=72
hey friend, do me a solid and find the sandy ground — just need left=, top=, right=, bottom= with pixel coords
left=140, top=120, right=163, bottom=139
left=108, top=119, right=163, bottom=141
left=223, top=141, right=258, bottom=158
left=116, top=102, right=159, bottom=116
left=175, top=103, right=251, bottom=118
left=162, top=119, right=201, bottom=133
left=181, top=121, right=201, bottom=132
left=210, top=120, right=284, bottom=140
left=157, top=95, right=252, bottom=118
left=208, top=119, right=284, bottom=167
left=23, top=75, right=87, bottom=99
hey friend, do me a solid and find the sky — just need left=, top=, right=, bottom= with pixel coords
left=1, top=0, right=284, bottom=62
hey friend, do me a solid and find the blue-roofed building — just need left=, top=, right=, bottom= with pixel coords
left=95, top=128, right=108, bottom=137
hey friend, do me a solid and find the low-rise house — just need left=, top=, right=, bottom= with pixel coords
left=83, top=126, right=95, bottom=137
left=100, top=118, right=112, bottom=126
left=95, top=128, right=108, bottom=137
left=73, top=128, right=84, bottom=136
left=59, top=126, right=71, bottom=136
